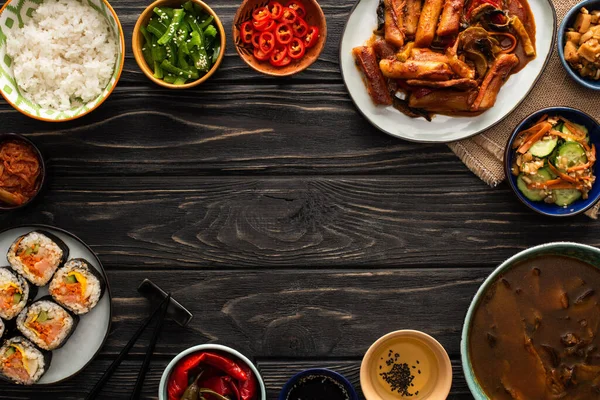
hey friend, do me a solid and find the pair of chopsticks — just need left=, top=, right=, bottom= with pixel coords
left=85, top=293, right=171, bottom=400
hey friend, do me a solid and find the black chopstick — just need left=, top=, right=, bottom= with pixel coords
left=85, top=295, right=171, bottom=400
left=130, top=293, right=171, bottom=400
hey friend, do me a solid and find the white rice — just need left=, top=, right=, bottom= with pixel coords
left=0, top=267, right=29, bottom=320
left=17, top=300, right=74, bottom=351
left=0, top=337, right=47, bottom=385
left=5, top=0, right=118, bottom=110
left=8, top=231, right=65, bottom=286
left=49, top=259, right=102, bottom=315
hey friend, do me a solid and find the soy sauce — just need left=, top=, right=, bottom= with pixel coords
left=285, top=374, right=351, bottom=400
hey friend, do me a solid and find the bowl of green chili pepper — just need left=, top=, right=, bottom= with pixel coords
left=133, top=0, right=226, bottom=88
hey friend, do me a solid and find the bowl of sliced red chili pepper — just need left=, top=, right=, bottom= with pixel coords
left=233, top=0, right=327, bottom=76
left=160, top=344, right=267, bottom=400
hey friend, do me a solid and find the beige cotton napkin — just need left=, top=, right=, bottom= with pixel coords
left=448, top=0, right=600, bottom=218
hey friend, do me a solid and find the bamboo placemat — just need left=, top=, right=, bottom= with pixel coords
left=448, top=0, right=600, bottom=218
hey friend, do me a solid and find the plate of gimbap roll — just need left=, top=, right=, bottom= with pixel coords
left=0, top=225, right=111, bottom=385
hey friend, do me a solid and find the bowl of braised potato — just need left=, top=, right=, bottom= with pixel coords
left=559, top=0, right=600, bottom=90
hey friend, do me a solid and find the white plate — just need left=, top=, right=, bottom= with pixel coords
left=339, top=0, right=557, bottom=143
left=0, top=225, right=111, bottom=385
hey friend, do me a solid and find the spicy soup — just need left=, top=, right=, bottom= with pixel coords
left=469, top=255, right=600, bottom=399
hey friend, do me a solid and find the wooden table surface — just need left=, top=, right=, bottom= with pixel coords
left=1, top=0, right=599, bottom=398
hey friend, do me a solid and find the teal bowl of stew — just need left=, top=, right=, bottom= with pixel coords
left=460, top=242, right=600, bottom=399
left=504, top=106, right=600, bottom=217
left=158, top=344, right=267, bottom=400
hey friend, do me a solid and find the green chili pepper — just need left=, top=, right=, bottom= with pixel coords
left=140, top=26, right=154, bottom=67
left=150, top=36, right=166, bottom=63
left=193, top=3, right=206, bottom=17
left=203, top=24, right=217, bottom=39
left=198, top=390, right=229, bottom=400
left=166, top=41, right=177, bottom=64
left=147, top=18, right=168, bottom=38
left=158, top=8, right=185, bottom=45
left=174, top=77, right=187, bottom=85
left=153, top=61, right=164, bottom=79
left=197, top=15, right=214, bottom=31
left=183, top=1, right=195, bottom=13
left=178, top=46, right=189, bottom=69
left=181, top=371, right=203, bottom=400
left=211, top=42, right=221, bottom=64
left=161, top=60, right=199, bottom=80
left=153, top=6, right=172, bottom=21
left=163, top=74, right=177, bottom=84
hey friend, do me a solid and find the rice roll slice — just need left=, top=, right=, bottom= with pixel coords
left=0, top=336, right=51, bottom=385
left=49, top=258, right=105, bottom=315
left=17, top=297, right=78, bottom=351
left=0, top=267, right=35, bottom=320
left=0, top=319, right=4, bottom=340
left=7, top=230, right=69, bottom=286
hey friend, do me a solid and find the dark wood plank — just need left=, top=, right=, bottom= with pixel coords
left=2, top=176, right=598, bottom=269
left=98, top=268, right=488, bottom=356
left=0, top=84, right=462, bottom=177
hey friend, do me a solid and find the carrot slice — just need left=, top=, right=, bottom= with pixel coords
left=567, top=162, right=591, bottom=172
left=517, top=122, right=552, bottom=154
left=548, top=162, right=578, bottom=183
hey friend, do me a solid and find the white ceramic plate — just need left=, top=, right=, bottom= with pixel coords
left=0, top=225, right=111, bottom=385
left=340, top=0, right=557, bottom=143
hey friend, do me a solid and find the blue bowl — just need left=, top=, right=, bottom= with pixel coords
left=278, top=368, right=359, bottom=400
left=504, top=106, right=600, bottom=217
left=558, top=0, right=600, bottom=90
left=461, top=242, right=600, bottom=399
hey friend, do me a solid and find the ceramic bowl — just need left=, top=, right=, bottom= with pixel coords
left=132, top=0, right=226, bottom=89
left=0, top=133, right=46, bottom=212
left=278, top=368, right=359, bottom=400
left=504, top=106, right=600, bottom=217
left=0, top=0, right=125, bottom=122
left=461, top=242, right=600, bottom=399
left=233, top=0, right=327, bottom=77
left=159, top=344, right=267, bottom=400
left=360, top=330, right=452, bottom=400
left=558, top=0, right=600, bottom=90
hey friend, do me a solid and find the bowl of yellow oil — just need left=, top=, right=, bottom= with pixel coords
left=360, top=330, right=452, bottom=400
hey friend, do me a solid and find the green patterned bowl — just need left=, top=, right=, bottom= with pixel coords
left=461, top=242, right=600, bottom=399
left=0, top=0, right=125, bottom=122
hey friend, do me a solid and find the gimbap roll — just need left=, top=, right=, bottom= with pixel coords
left=0, top=267, right=35, bottom=320
left=0, top=337, right=50, bottom=385
left=7, top=230, right=69, bottom=286
left=0, top=319, right=4, bottom=339
left=17, top=297, right=78, bottom=351
left=49, top=258, right=105, bottom=315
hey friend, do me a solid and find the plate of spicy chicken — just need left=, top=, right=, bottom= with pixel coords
left=340, top=0, right=556, bottom=142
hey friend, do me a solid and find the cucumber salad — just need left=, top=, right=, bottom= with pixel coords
left=511, top=115, right=597, bottom=207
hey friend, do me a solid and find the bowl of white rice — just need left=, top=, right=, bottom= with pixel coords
left=0, top=0, right=125, bottom=122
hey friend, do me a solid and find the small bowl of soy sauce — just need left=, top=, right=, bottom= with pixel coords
left=279, top=368, right=359, bottom=400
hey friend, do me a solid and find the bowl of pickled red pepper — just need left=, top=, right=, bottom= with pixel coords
left=233, top=0, right=327, bottom=76
left=133, top=0, right=226, bottom=88
left=160, top=344, right=266, bottom=400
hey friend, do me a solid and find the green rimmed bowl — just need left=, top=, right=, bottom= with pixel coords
left=461, top=242, right=600, bottom=399
left=0, top=0, right=125, bottom=122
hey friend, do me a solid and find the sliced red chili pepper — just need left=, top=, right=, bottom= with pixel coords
left=240, top=21, right=254, bottom=44
left=251, top=31, right=261, bottom=48
left=286, top=0, right=306, bottom=18
left=252, top=6, right=271, bottom=21
left=267, top=1, right=284, bottom=20
left=288, top=37, right=305, bottom=59
left=280, top=7, right=297, bottom=24
left=254, top=47, right=272, bottom=60
left=269, top=44, right=288, bottom=66
left=303, top=25, right=319, bottom=48
left=238, top=364, right=258, bottom=400
left=292, top=17, right=308, bottom=37
left=254, top=18, right=276, bottom=31
left=202, top=352, right=248, bottom=381
left=259, top=31, right=275, bottom=54
left=275, top=22, right=293, bottom=45
left=167, top=353, right=206, bottom=400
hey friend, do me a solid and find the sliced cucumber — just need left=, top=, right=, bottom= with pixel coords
left=5, top=347, right=15, bottom=356
left=557, top=142, right=587, bottom=168
left=65, top=275, right=77, bottom=284
left=516, top=168, right=552, bottom=201
left=562, top=122, right=590, bottom=143
left=37, top=310, right=48, bottom=323
left=13, top=293, right=21, bottom=304
left=553, top=189, right=582, bottom=206
left=529, top=137, right=558, bottom=157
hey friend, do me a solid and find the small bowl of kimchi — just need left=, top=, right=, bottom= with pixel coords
left=159, top=343, right=267, bottom=400
left=0, top=133, right=46, bottom=212
left=504, top=106, right=600, bottom=217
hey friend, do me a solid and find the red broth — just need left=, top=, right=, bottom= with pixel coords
left=469, top=255, right=600, bottom=399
